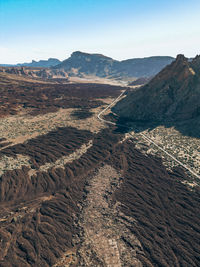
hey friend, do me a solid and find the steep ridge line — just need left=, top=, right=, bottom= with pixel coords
left=97, top=90, right=200, bottom=180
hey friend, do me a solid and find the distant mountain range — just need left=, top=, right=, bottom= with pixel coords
left=0, top=66, right=68, bottom=80
left=0, top=52, right=175, bottom=80
left=53, top=51, right=174, bottom=78
left=18, top=58, right=61, bottom=68
left=0, top=58, right=61, bottom=68
left=113, top=54, right=200, bottom=137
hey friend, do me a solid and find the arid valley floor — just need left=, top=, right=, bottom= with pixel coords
left=0, top=72, right=200, bottom=267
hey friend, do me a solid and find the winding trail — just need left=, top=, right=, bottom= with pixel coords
left=97, top=90, right=200, bottom=180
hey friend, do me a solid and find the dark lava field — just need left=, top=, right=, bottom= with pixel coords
left=0, top=73, right=199, bottom=266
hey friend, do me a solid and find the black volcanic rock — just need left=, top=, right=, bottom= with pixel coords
left=53, top=51, right=174, bottom=78
left=113, top=54, right=200, bottom=137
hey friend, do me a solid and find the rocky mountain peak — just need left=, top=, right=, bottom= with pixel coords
left=153, top=53, right=192, bottom=83
left=71, top=51, right=87, bottom=57
left=170, top=54, right=189, bottom=70
left=112, top=54, right=200, bottom=137
left=71, top=51, right=114, bottom=61
left=190, top=55, right=200, bottom=73
left=176, top=54, right=187, bottom=62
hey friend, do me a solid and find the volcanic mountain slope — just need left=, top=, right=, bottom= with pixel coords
left=128, top=76, right=152, bottom=86
left=118, top=56, right=174, bottom=78
left=113, top=54, right=200, bottom=137
left=53, top=51, right=117, bottom=78
left=53, top=51, right=174, bottom=78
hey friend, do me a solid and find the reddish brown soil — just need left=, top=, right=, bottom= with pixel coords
left=0, top=127, right=122, bottom=266
left=0, top=126, right=200, bottom=266
left=0, top=76, right=199, bottom=266
left=71, top=109, right=94, bottom=120
left=0, top=73, right=123, bottom=117
left=0, top=126, right=93, bottom=169
left=107, top=141, right=200, bottom=267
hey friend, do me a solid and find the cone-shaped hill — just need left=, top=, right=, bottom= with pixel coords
left=112, top=54, right=200, bottom=137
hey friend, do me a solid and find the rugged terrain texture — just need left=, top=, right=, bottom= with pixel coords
left=74, top=164, right=143, bottom=266
left=0, top=72, right=122, bottom=118
left=113, top=54, right=200, bottom=138
left=0, top=126, right=199, bottom=266
left=0, top=72, right=200, bottom=266
left=108, top=140, right=200, bottom=266
left=0, top=67, right=68, bottom=80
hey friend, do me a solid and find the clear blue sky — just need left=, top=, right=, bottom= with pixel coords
left=0, top=0, right=200, bottom=63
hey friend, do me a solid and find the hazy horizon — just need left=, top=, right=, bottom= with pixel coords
left=0, top=0, right=200, bottom=64
left=0, top=50, right=177, bottom=65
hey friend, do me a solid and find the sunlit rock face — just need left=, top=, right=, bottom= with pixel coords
left=113, top=54, right=200, bottom=137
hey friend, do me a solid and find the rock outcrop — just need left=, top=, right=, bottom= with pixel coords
left=113, top=54, right=200, bottom=137
left=0, top=66, right=68, bottom=80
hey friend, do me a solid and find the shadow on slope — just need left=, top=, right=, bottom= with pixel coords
left=114, top=116, right=200, bottom=139
left=112, top=54, right=200, bottom=139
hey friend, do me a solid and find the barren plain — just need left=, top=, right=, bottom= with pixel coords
left=0, top=72, right=200, bottom=267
